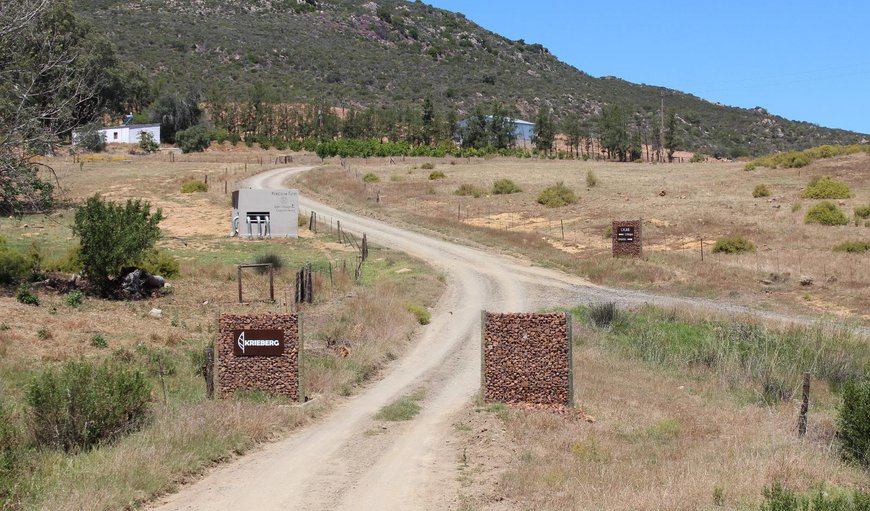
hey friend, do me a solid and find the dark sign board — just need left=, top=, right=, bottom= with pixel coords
left=616, top=226, right=635, bottom=243
left=231, top=329, right=285, bottom=357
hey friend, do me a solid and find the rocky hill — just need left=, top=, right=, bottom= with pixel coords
left=74, top=0, right=867, bottom=156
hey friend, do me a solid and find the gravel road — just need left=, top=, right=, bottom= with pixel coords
left=153, top=166, right=859, bottom=511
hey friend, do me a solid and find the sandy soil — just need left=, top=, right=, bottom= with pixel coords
left=151, top=166, right=860, bottom=511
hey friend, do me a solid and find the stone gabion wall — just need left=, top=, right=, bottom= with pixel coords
left=612, top=219, right=643, bottom=257
left=482, top=312, right=572, bottom=407
left=217, top=313, right=300, bottom=400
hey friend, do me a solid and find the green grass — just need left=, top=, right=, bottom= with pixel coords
left=833, top=241, right=870, bottom=254
left=454, top=184, right=485, bottom=198
left=745, top=144, right=870, bottom=171
left=569, top=304, right=870, bottom=401
left=491, top=178, right=520, bottom=195
left=362, top=172, right=380, bottom=183
left=752, top=184, right=770, bottom=198
left=404, top=303, right=430, bottom=325
left=374, top=391, right=425, bottom=421
left=180, top=180, right=208, bottom=193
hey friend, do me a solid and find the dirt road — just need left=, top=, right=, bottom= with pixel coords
left=153, top=166, right=838, bottom=511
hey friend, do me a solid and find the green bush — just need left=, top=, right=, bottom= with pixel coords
left=0, top=401, right=22, bottom=502
left=362, top=172, right=380, bottom=183
left=0, top=241, right=29, bottom=285
left=73, top=195, right=164, bottom=294
left=586, top=169, right=598, bottom=188
left=175, top=125, right=210, bottom=153
left=421, top=162, right=435, bottom=170
left=752, top=184, right=770, bottom=198
left=690, top=152, right=705, bottom=163
left=536, top=182, right=577, bottom=208
left=603, top=225, right=613, bottom=239
left=801, top=176, right=853, bottom=199
left=16, top=284, right=38, bottom=305
left=137, top=131, right=159, bottom=153
left=27, top=360, right=151, bottom=452
left=253, top=253, right=283, bottom=274
left=839, top=377, right=870, bottom=467
left=760, top=482, right=870, bottom=511
left=228, top=133, right=241, bottom=146
left=855, top=204, right=870, bottom=220
left=138, top=249, right=180, bottom=278
left=180, top=179, right=208, bottom=193
left=75, top=123, right=106, bottom=152
left=90, top=334, right=107, bottom=348
left=428, top=170, right=446, bottom=180
left=833, top=241, right=870, bottom=254
left=404, top=303, right=430, bottom=325
left=589, top=302, right=618, bottom=328
left=454, top=184, right=485, bottom=198
left=492, top=178, right=520, bottom=194
left=64, top=290, right=83, bottom=307
left=42, top=245, right=83, bottom=273
left=712, top=235, right=756, bottom=254
left=805, top=202, right=849, bottom=226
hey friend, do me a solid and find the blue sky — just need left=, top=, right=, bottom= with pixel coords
left=424, top=0, right=870, bottom=134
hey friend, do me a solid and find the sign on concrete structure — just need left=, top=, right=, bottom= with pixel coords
left=481, top=312, right=573, bottom=407
left=612, top=219, right=642, bottom=257
left=217, top=314, right=302, bottom=400
left=231, top=189, right=299, bottom=239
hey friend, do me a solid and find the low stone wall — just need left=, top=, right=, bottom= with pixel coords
left=612, top=219, right=643, bottom=257
left=481, top=312, right=572, bottom=407
left=216, top=313, right=301, bottom=401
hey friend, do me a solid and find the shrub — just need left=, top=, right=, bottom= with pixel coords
left=760, top=482, right=870, bottom=511
left=0, top=242, right=29, bottom=285
left=175, top=125, right=210, bottom=153
left=90, top=334, right=107, bottom=348
left=428, top=170, right=446, bottom=180
left=454, top=184, right=485, bottom=198
left=43, top=245, right=83, bottom=273
left=603, top=225, right=613, bottom=239
left=839, top=377, right=870, bottom=467
left=64, top=290, right=83, bottom=307
left=801, top=176, right=853, bottom=199
left=404, top=303, right=430, bottom=325
left=492, top=178, right=520, bottom=194
left=586, top=169, right=598, bottom=188
left=421, top=162, right=435, bottom=170
left=752, top=184, right=770, bottom=198
left=0, top=402, right=22, bottom=499
left=536, top=182, right=577, bottom=208
left=16, top=284, right=38, bottom=305
left=27, top=360, right=151, bottom=452
left=73, top=195, right=164, bottom=294
left=138, top=249, right=180, bottom=278
left=137, top=131, right=159, bottom=153
left=180, top=179, right=207, bottom=193
left=75, top=123, right=106, bottom=152
left=690, top=152, right=705, bottom=163
left=855, top=204, right=870, bottom=220
left=362, top=172, right=380, bottom=183
left=253, top=253, right=283, bottom=274
left=805, top=201, right=849, bottom=226
left=712, top=235, right=756, bottom=254
left=589, top=302, right=618, bottom=328
left=228, top=133, right=241, bottom=146
left=833, top=241, right=870, bottom=254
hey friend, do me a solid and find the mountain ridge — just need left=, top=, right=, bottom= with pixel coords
left=74, top=0, right=868, bottom=156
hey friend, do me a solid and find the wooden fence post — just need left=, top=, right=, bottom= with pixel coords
left=203, top=346, right=214, bottom=399
left=798, top=372, right=811, bottom=437
left=237, top=266, right=243, bottom=303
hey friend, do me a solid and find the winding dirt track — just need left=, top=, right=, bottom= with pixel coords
left=153, top=166, right=833, bottom=511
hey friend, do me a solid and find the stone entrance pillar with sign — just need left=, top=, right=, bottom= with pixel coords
left=216, top=313, right=302, bottom=401
left=612, top=219, right=642, bottom=257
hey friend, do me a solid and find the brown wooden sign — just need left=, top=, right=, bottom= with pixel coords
left=231, top=329, right=284, bottom=357
left=612, top=219, right=642, bottom=257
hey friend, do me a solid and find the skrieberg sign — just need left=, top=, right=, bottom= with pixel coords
left=232, top=329, right=284, bottom=356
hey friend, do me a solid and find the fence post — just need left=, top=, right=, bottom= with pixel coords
left=269, top=265, right=275, bottom=302
left=306, top=263, right=313, bottom=304
left=237, top=266, right=243, bottom=303
left=700, top=237, right=704, bottom=261
left=203, top=346, right=214, bottom=399
left=798, top=372, right=811, bottom=437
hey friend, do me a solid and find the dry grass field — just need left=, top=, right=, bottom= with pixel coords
left=0, top=146, right=442, bottom=510
left=294, top=154, right=870, bottom=323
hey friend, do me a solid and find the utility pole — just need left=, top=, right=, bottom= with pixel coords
left=659, top=93, right=665, bottom=163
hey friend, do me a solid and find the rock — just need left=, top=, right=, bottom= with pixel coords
left=149, top=308, right=162, bottom=318
left=800, top=276, right=814, bottom=286
left=658, top=190, right=666, bottom=196
left=761, top=279, right=773, bottom=285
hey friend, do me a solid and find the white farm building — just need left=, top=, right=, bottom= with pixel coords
left=73, top=123, right=161, bottom=146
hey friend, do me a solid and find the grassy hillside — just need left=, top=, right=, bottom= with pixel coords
left=74, top=0, right=867, bottom=155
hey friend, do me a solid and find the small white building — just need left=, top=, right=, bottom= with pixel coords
left=73, top=123, right=161, bottom=145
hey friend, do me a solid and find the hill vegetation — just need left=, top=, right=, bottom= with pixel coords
left=74, top=0, right=868, bottom=156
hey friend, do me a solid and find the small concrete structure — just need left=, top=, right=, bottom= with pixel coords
left=231, top=188, right=299, bottom=239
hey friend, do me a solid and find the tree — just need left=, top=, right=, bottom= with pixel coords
left=76, top=123, right=106, bottom=153
left=138, top=131, right=159, bottom=153
left=148, top=91, right=202, bottom=144
left=175, top=126, right=210, bottom=153
left=599, top=104, right=630, bottom=161
left=0, top=0, right=148, bottom=216
left=459, top=106, right=488, bottom=149
left=562, top=113, right=583, bottom=158
left=532, top=106, right=555, bottom=154
left=421, top=95, right=435, bottom=145
left=73, top=195, right=163, bottom=294
left=664, top=109, right=680, bottom=162
left=488, top=104, right=516, bottom=150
